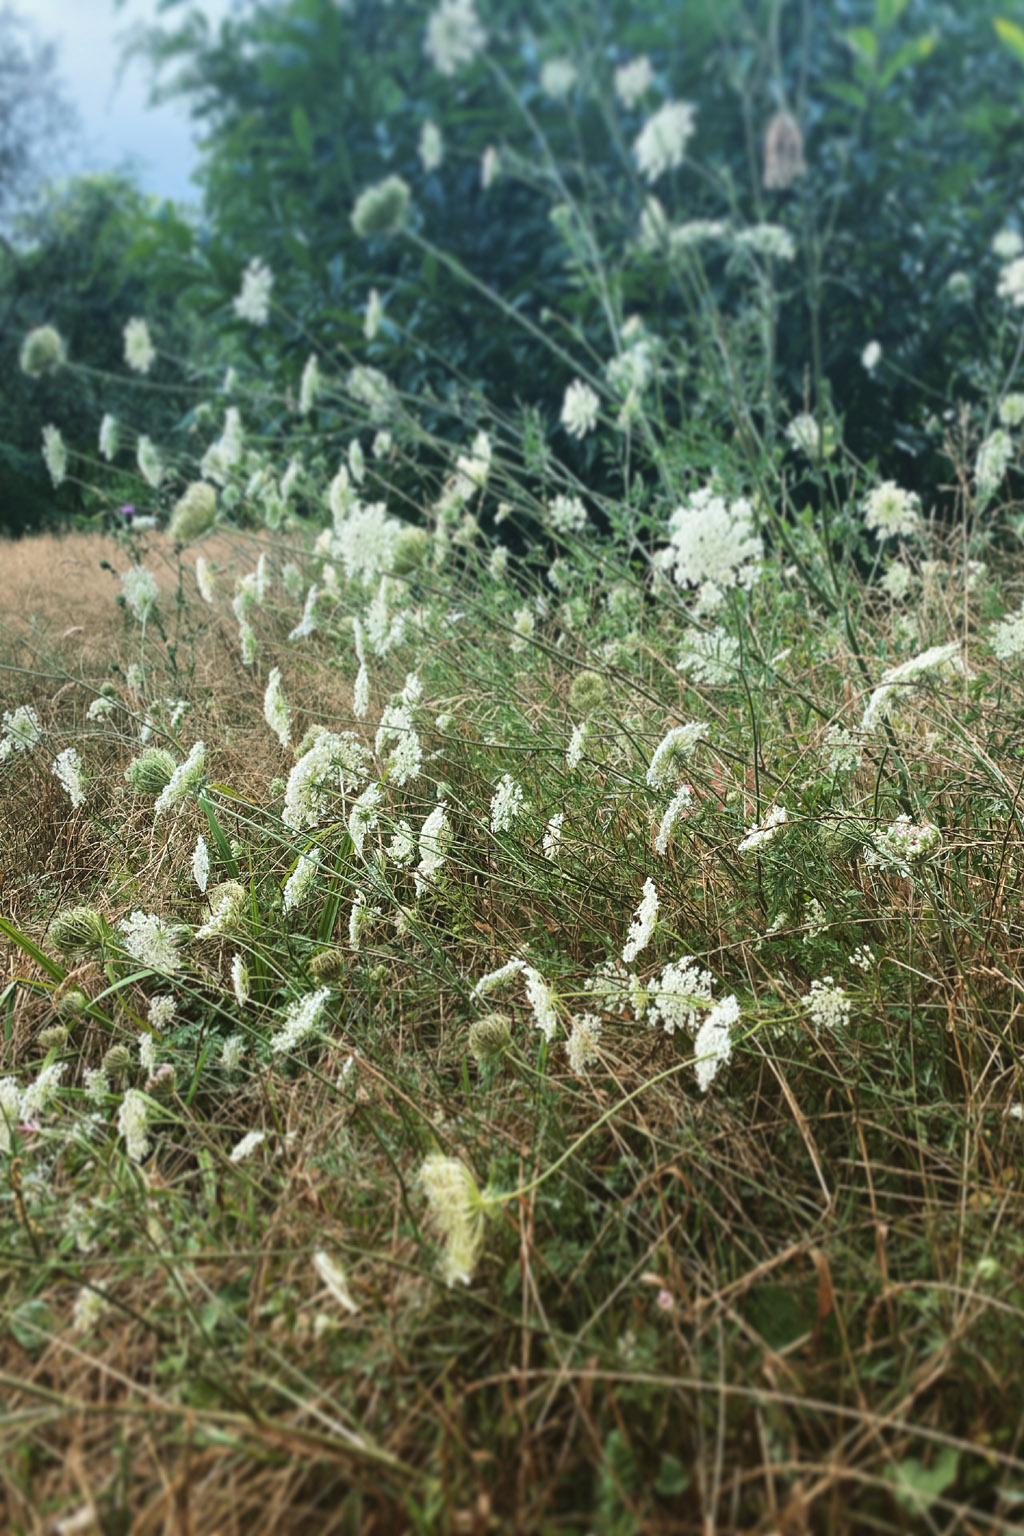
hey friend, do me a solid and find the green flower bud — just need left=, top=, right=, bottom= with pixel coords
left=102, top=1043, right=133, bottom=1076
left=391, top=525, right=430, bottom=574
left=309, top=947, right=346, bottom=982
left=125, top=748, right=177, bottom=795
left=351, top=175, right=411, bottom=239
left=50, top=905, right=107, bottom=959
left=168, top=481, right=217, bottom=547
left=58, top=989, right=90, bottom=1017
left=468, top=1012, right=513, bottom=1063
left=38, top=1025, right=69, bottom=1051
left=568, top=670, right=608, bottom=716
left=20, top=324, right=66, bottom=378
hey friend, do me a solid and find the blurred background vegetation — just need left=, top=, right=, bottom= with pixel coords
left=4, top=0, right=1024, bottom=533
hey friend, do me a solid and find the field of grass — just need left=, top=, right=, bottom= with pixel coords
left=3, top=419, right=1024, bottom=1536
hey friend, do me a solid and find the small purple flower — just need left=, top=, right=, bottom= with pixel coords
left=120, top=504, right=136, bottom=522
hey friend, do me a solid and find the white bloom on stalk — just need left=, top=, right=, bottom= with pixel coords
left=737, top=804, right=787, bottom=854
left=415, top=801, right=452, bottom=896
left=233, top=257, right=274, bottom=325
left=480, top=145, right=499, bottom=189
left=230, top=1130, right=266, bottom=1163
left=990, top=600, right=1024, bottom=660
left=566, top=1012, right=602, bottom=1074
left=282, top=728, right=372, bottom=831
left=424, top=0, right=486, bottom=76
left=0, top=1078, right=22, bottom=1152
left=263, top=667, right=291, bottom=749
left=124, top=318, right=156, bottom=374
left=154, top=741, right=206, bottom=817
left=646, top=722, right=708, bottom=789
left=615, top=55, right=653, bottom=110
left=270, top=987, right=331, bottom=1054
left=419, top=119, right=444, bottom=172
left=542, top=812, right=564, bottom=860
left=648, top=956, right=715, bottom=1037
left=622, top=878, right=659, bottom=964
left=976, top=429, right=1014, bottom=502
left=693, top=994, right=738, bottom=1092
left=490, top=774, right=524, bottom=834
left=560, top=379, right=600, bottom=439
left=549, top=494, right=588, bottom=534
left=231, top=953, right=250, bottom=1007
left=42, top=424, right=67, bottom=487
left=786, top=413, right=820, bottom=457
left=802, top=976, right=851, bottom=1032
left=993, top=229, right=1024, bottom=261
left=861, top=642, right=966, bottom=731
left=192, top=834, right=210, bottom=893
left=633, top=100, right=697, bottom=183
left=861, top=340, right=882, bottom=372
left=472, top=957, right=525, bottom=1000
left=541, top=58, right=577, bottom=99
left=313, top=1250, right=359, bottom=1312
left=99, top=413, right=119, bottom=461
left=118, top=1089, right=150, bottom=1162
left=523, top=965, right=559, bottom=1042
left=661, top=486, right=762, bottom=596
left=195, top=556, right=216, bottom=604
left=655, top=784, right=693, bottom=855
left=299, top=354, right=319, bottom=414
left=419, top=1153, right=487, bottom=1287
left=997, top=256, right=1024, bottom=307
left=364, top=288, right=382, bottom=341
left=136, top=434, right=163, bottom=488
left=119, top=911, right=187, bottom=975
left=862, top=481, right=921, bottom=540
left=120, top=565, right=159, bottom=622
left=566, top=722, right=588, bottom=770
left=283, top=849, right=320, bottom=913
left=52, top=747, right=86, bottom=808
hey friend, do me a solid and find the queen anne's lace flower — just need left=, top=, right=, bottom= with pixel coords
left=230, top=1130, right=266, bottom=1163
left=655, top=784, right=693, bottom=854
left=283, top=729, right=372, bottom=830
left=99, top=413, right=118, bottom=461
left=233, top=258, right=274, bottom=325
left=991, top=601, right=1024, bottom=660
left=560, top=379, right=600, bottom=440
left=52, top=747, right=86, bottom=808
left=633, top=100, right=697, bottom=183
left=490, top=774, right=524, bottom=833
left=861, top=642, right=966, bottom=731
left=738, top=804, right=787, bottom=854
left=420, top=1153, right=487, bottom=1286
left=802, top=977, right=850, bottom=1032
left=42, top=424, right=67, bottom=487
left=541, top=58, right=577, bottom=99
left=119, top=911, right=186, bottom=975
left=192, top=834, right=210, bottom=893
left=646, top=722, right=708, bottom=789
left=120, top=565, right=159, bottom=623
left=424, top=0, right=486, bottom=75
left=124, top=317, right=156, bottom=373
left=998, top=256, right=1024, bottom=307
left=263, top=667, right=291, bottom=749
left=865, top=814, right=941, bottom=871
left=566, top=1013, right=602, bottom=1074
left=622, top=879, right=659, bottom=963
left=648, top=956, right=714, bottom=1036
left=154, top=741, right=207, bottom=817
left=313, top=1250, right=359, bottom=1312
left=662, top=487, right=762, bottom=597
left=415, top=802, right=452, bottom=896
left=615, top=55, right=653, bottom=110
left=118, top=1089, right=150, bottom=1162
left=419, top=119, right=443, bottom=171
left=283, top=850, right=320, bottom=913
left=862, top=481, right=921, bottom=539
left=270, top=987, right=331, bottom=1054
left=693, top=994, right=738, bottom=1091
left=523, top=965, right=559, bottom=1041
left=137, top=435, right=163, bottom=488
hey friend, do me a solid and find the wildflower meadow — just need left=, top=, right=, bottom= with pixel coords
left=4, top=1, right=1024, bottom=1530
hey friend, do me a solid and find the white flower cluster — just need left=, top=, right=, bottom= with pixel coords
left=990, top=601, right=1024, bottom=660
left=233, top=257, right=274, bottom=325
left=120, top=565, right=159, bottom=623
left=692, top=995, right=738, bottom=1093
left=419, top=1153, right=486, bottom=1286
left=192, top=834, right=210, bottom=893
left=802, top=977, right=850, bottom=1032
left=348, top=781, right=382, bottom=858
left=424, top=0, right=486, bottom=75
left=415, top=801, right=452, bottom=896
left=615, top=55, right=653, bottom=110
left=263, top=667, right=292, bottom=749
left=633, top=100, right=697, bottom=183
left=334, top=501, right=403, bottom=583
left=124, top=317, right=156, bottom=374
left=862, top=481, right=921, bottom=540
left=622, top=878, right=659, bottom=964
left=861, top=642, right=966, bottom=731
left=52, top=747, right=86, bottom=808
left=283, top=850, right=320, bottom=913
left=737, top=804, right=787, bottom=854
left=283, top=729, right=372, bottom=830
left=42, top=423, right=67, bottom=487
left=561, top=379, right=600, bottom=440
left=0, top=704, right=41, bottom=759
left=201, top=406, right=243, bottom=485
left=490, top=773, right=524, bottom=833
left=646, top=722, right=708, bottom=789
left=119, top=911, right=186, bottom=975
left=523, top=964, right=559, bottom=1041
left=154, top=741, right=207, bottom=816
left=137, top=435, right=163, bottom=488
left=865, top=813, right=941, bottom=871
left=270, top=987, right=331, bottom=1054
left=976, top=429, right=1014, bottom=502
left=566, top=1012, right=602, bottom=1074
left=118, top=1088, right=151, bottom=1162
left=543, top=813, right=564, bottom=859
left=548, top=493, right=589, bottom=534
left=419, top=119, right=443, bottom=172
left=655, top=784, right=694, bottom=855
left=661, top=486, right=763, bottom=600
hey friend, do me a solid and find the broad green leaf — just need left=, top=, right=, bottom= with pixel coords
left=198, top=797, right=241, bottom=879
left=880, top=33, right=937, bottom=88
left=995, top=17, right=1024, bottom=67
left=844, top=26, right=879, bottom=66
left=0, top=914, right=66, bottom=983
left=290, top=104, right=313, bottom=156
left=875, top=0, right=910, bottom=30
left=884, top=1449, right=959, bottom=1513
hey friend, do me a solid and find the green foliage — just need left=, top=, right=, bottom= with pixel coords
left=0, top=175, right=197, bottom=533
